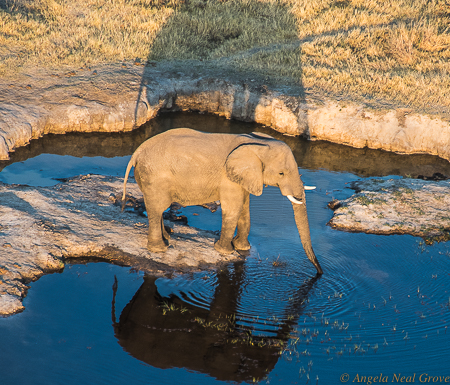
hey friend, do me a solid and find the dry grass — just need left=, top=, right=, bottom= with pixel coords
left=0, top=0, right=178, bottom=74
left=1, top=0, right=450, bottom=114
left=147, top=0, right=299, bottom=60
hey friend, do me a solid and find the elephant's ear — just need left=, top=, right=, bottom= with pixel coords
left=225, top=144, right=264, bottom=196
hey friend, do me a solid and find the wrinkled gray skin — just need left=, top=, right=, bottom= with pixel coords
left=123, top=128, right=323, bottom=275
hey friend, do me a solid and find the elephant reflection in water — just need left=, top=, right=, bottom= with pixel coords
left=112, top=263, right=319, bottom=383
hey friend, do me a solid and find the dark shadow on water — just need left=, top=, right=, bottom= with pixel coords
left=2, top=112, right=450, bottom=180
left=112, top=262, right=320, bottom=383
left=0, top=112, right=258, bottom=172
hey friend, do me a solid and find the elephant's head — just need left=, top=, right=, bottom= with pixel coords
left=226, top=134, right=323, bottom=275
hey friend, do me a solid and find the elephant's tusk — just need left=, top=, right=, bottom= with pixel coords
left=287, top=195, right=303, bottom=205
left=304, top=186, right=316, bottom=190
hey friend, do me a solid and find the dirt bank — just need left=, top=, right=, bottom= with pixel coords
left=1, top=62, right=450, bottom=162
left=328, top=177, right=450, bottom=241
left=0, top=174, right=240, bottom=317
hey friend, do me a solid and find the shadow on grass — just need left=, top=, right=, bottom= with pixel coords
left=135, top=0, right=308, bottom=132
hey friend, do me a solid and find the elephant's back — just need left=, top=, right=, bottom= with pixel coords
left=153, top=128, right=228, bottom=144
left=133, top=128, right=237, bottom=176
left=139, top=128, right=233, bottom=158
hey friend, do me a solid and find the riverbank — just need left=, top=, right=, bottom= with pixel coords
left=1, top=61, right=450, bottom=163
left=0, top=174, right=240, bottom=316
left=1, top=0, right=449, bottom=161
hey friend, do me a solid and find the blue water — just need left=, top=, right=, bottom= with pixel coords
left=1, top=113, right=449, bottom=385
left=0, top=154, right=130, bottom=186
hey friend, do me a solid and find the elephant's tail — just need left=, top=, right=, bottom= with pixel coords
left=122, top=154, right=136, bottom=212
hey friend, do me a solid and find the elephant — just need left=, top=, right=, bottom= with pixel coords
left=122, top=128, right=323, bottom=275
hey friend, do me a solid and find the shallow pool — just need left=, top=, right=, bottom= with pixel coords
left=1, top=112, right=450, bottom=385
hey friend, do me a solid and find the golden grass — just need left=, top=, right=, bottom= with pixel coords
left=1, top=0, right=450, bottom=114
left=0, top=0, right=178, bottom=74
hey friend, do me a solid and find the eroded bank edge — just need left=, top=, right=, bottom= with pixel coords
left=1, top=65, right=449, bottom=161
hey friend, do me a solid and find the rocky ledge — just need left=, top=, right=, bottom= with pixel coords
left=328, top=178, right=450, bottom=241
left=0, top=174, right=239, bottom=317
left=1, top=62, right=450, bottom=162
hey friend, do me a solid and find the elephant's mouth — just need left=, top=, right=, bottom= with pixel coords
left=287, top=195, right=303, bottom=205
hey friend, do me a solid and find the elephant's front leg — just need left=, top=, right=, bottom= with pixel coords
left=232, top=191, right=251, bottom=251
left=215, top=185, right=245, bottom=254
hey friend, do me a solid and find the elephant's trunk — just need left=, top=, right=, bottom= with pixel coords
left=292, top=202, right=323, bottom=275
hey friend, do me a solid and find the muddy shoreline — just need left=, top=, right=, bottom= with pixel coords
left=0, top=175, right=241, bottom=316
left=1, top=61, right=450, bottom=162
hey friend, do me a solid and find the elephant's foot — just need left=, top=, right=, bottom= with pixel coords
left=147, top=241, right=169, bottom=253
left=214, top=240, right=234, bottom=255
left=232, top=235, right=251, bottom=251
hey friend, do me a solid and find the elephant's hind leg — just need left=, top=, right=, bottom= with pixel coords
left=135, top=167, right=170, bottom=252
left=144, top=196, right=170, bottom=253
left=232, top=191, right=251, bottom=251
